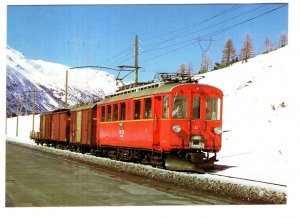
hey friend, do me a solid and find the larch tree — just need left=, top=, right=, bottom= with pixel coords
left=279, top=32, right=288, bottom=48
left=263, top=38, right=272, bottom=53
left=240, top=33, right=255, bottom=62
left=222, top=38, right=236, bottom=66
left=178, top=64, right=187, bottom=75
left=187, top=62, right=193, bottom=75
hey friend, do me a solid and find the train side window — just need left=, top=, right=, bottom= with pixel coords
left=120, top=102, right=126, bottom=120
left=101, top=106, right=105, bottom=122
left=107, top=105, right=112, bottom=121
left=113, top=104, right=118, bottom=121
left=192, top=96, right=201, bottom=119
left=206, top=98, right=221, bottom=120
left=134, top=100, right=141, bottom=120
left=144, top=98, right=152, bottom=119
left=162, top=96, right=169, bottom=118
left=172, top=96, right=187, bottom=119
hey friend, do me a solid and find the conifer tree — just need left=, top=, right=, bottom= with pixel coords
left=240, top=33, right=254, bottom=62
left=263, top=38, right=272, bottom=53
left=222, top=38, right=236, bottom=66
left=279, top=32, right=288, bottom=48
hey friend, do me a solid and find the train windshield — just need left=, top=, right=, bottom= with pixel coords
left=206, top=98, right=221, bottom=120
left=172, top=96, right=187, bottom=119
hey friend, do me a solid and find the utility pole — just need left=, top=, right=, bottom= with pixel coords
left=25, top=88, right=56, bottom=135
left=65, top=69, right=68, bottom=108
left=134, top=35, right=139, bottom=85
left=15, top=94, right=22, bottom=137
left=31, top=87, right=36, bottom=132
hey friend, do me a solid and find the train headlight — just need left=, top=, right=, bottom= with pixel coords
left=214, top=127, right=222, bottom=135
left=172, top=125, right=182, bottom=134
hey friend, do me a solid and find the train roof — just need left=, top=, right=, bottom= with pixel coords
left=98, top=82, right=221, bottom=105
left=41, top=108, right=70, bottom=115
left=70, top=102, right=97, bottom=111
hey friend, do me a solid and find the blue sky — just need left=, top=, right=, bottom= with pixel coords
left=7, top=4, right=288, bottom=82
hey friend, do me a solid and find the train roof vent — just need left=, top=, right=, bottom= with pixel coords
left=106, top=81, right=165, bottom=98
left=154, top=73, right=202, bottom=83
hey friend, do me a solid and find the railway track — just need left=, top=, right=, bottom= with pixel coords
left=206, top=171, right=286, bottom=187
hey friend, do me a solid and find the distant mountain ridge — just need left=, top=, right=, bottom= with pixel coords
left=6, top=46, right=117, bottom=115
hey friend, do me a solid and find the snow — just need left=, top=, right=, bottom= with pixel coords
left=6, top=46, right=118, bottom=114
left=196, top=47, right=293, bottom=185
left=5, top=46, right=293, bottom=192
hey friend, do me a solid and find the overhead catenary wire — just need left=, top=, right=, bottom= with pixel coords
left=139, top=4, right=286, bottom=64
left=142, top=4, right=245, bottom=42
left=141, top=4, right=269, bottom=54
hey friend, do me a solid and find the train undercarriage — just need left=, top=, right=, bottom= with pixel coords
left=34, top=139, right=217, bottom=172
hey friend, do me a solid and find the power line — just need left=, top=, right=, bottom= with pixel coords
left=142, top=4, right=245, bottom=42
left=140, top=4, right=286, bottom=64
left=141, top=4, right=269, bottom=54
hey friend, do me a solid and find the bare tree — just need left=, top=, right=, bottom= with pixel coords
left=279, top=32, right=288, bottom=48
left=240, top=33, right=255, bottom=62
left=222, top=38, right=236, bottom=66
left=263, top=38, right=272, bottom=53
left=178, top=64, right=186, bottom=75
left=200, top=52, right=211, bottom=74
left=187, top=62, right=193, bottom=75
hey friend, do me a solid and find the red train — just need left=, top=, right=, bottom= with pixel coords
left=31, top=76, right=223, bottom=171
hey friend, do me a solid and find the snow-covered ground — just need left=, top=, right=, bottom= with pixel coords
left=5, top=46, right=294, bottom=188
left=198, top=47, right=293, bottom=185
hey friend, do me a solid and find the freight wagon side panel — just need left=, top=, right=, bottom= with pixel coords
left=70, top=111, right=77, bottom=143
left=45, top=114, right=52, bottom=140
left=51, top=113, right=60, bottom=141
left=76, top=111, right=82, bottom=143
left=92, top=109, right=97, bottom=146
left=81, top=109, right=89, bottom=145
left=39, top=114, right=46, bottom=140
left=58, top=113, right=70, bottom=142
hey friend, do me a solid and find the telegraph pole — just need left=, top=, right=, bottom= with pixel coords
left=25, top=88, right=55, bottom=134
left=134, top=35, right=139, bottom=85
left=65, top=69, right=68, bottom=108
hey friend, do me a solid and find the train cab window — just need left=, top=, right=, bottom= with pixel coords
left=120, top=102, right=126, bottom=120
left=101, top=106, right=105, bottom=122
left=107, top=105, right=112, bottom=121
left=163, top=96, right=169, bottom=118
left=113, top=104, right=118, bottom=121
left=192, top=96, right=201, bottom=119
left=144, top=98, right=152, bottom=119
left=172, top=96, right=187, bottom=119
left=206, top=98, right=221, bottom=120
left=134, top=100, right=141, bottom=120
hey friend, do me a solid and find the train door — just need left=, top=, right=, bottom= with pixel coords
left=76, top=111, right=82, bottom=143
left=191, top=93, right=204, bottom=135
left=153, top=96, right=161, bottom=146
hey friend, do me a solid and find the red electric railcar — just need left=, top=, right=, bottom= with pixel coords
left=95, top=81, right=223, bottom=170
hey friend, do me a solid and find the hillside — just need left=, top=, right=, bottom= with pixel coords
left=199, top=46, right=293, bottom=184
left=6, top=46, right=117, bottom=115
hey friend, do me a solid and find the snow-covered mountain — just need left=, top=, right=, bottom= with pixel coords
left=6, top=46, right=117, bottom=115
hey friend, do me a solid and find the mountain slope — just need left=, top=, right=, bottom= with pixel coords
left=6, top=46, right=117, bottom=115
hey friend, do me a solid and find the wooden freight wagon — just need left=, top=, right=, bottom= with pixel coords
left=50, top=109, right=70, bottom=144
left=70, top=103, right=97, bottom=152
left=39, top=112, right=53, bottom=143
